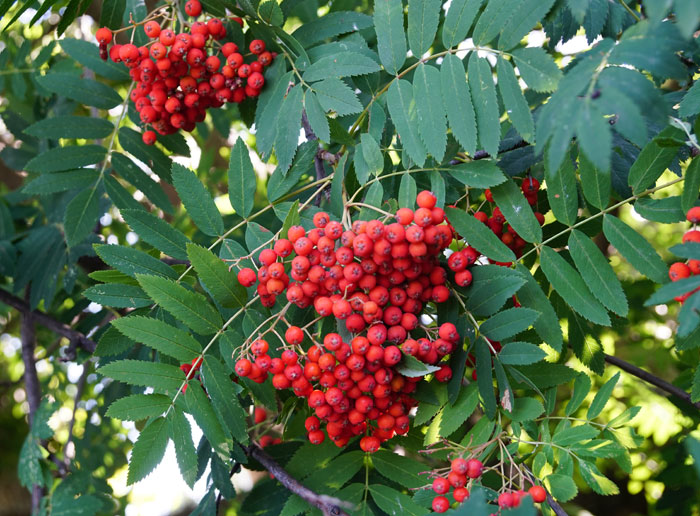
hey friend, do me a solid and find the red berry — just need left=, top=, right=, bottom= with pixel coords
left=416, top=190, right=437, bottom=209
left=254, top=406, right=267, bottom=424
left=669, top=262, right=691, bottom=282
left=432, top=477, right=450, bottom=495
left=466, top=458, right=483, bottom=478
left=359, top=435, right=380, bottom=453
left=498, top=492, right=515, bottom=508
left=235, top=358, right=252, bottom=376
left=529, top=485, right=546, bottom=503
left=96, top=27, right=113, bottom=45
left=144, top=21, right=161, bottom=38
left=185, top=0, right=202, bottom=16
left=285, top=326, right=304, bottom=345
left=432, top=496, right=450, bottom=513
left=142, top=130, right=157, bottom=145
left=687, top=206, right=700, bottom=224
left=250, top=39, right=266, bottom=55
left=454, top=487, right=469, bottom=503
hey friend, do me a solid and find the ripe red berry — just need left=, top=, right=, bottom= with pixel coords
left=142, top=130, right=157, bottom=145
left=235, top=358, right=252, bottom=376
left=359, top=435, right=380, bottom=453
left=466, top=458, right=483, bottom=478
left=454, top=487, right=469, bottom=502
left=432, top=496, right=450, bottom=513
left=432, top=477, right=450, bottom=495
left=254, top=406, right=267, bottom=424
left=529, top=485, right=546, bottom=503
left=143, top=21, right=161, bottom=38
left=96, top=27, right=113, bottom=45
left=669, top=262, right=691, bottom=282
left=687, top=206, right=700, bottom=224
left=185, top=0, right=202, bottom=16
left=498, top=492, right=515, bottom=508
left=285, top=326, right=304, bottom=345
left=416, top=190, right=437, bottom=209
left=250, top=39, right=266, bottom=54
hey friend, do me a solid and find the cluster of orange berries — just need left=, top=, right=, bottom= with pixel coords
left=234, top=192, right=464, bottom=450
left=668, top=206, right=700, bottom=303
left=95, top=0, right=274, bottom=145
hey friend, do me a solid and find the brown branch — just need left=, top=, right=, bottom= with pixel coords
left=0, top=288, right=97, bottom=354
left=245, top=445, right=352, bottom=516
left=604, top=354, right=700, bottom=409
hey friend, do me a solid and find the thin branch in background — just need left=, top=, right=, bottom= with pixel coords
left=604, top=354, right=700, bottom=410
left=245, top=444, right=352, bottom=516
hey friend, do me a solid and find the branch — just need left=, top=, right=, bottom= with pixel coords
left=0, top=288, right=97, bottom=354
left=245, top=445, right=352, bottom=516
left=604, top=354, right=700, bottom=409
left=521, top=464, right=568, bottom=516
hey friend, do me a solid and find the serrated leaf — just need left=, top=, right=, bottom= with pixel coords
left=577, top=102, right=612, bottom=173
left=568, top=230, right=628, bottom=316
left=570, top=313, right=605, bottom=375
left=118, top=127, right=172, bottom=182
left=84, top=283, right=151, bottom=308
left=186, top=379, right=231, bottom=460
left=374, top=0, right=406, bottom=75
left=100, top=0, right=126, bottom=29
left=552, top=423, right=599, bottom=446
left=602, top=214, right=668, bottom=284
left=682, top=157, right=700, bottom=213
left=492, top=178, right=542, bottom=242
left=475, top=337, right=497, bottom=418
left=546, top=473, right=578, bottom=502
left=61, top=38, right=130, bottom=81
left=679, top=80, right=700, bottom=118
left=499, top=0, right=556, bottom=50
left=395, top=353, right=441, bottom=377
left=480, top=308, right=540, bottom=341
left=112, top=316, right=202, bottom=361
left=292, top=11, right=374, bottom=46
left=121, top=209, right=191, bottom=260
left=227, top=138, right=256, bottom=218
left=172, top=163, right=223, bottom=236
left=398, top=173, right=417, bottom=208
left=369, top=485, right=428, bottom=516
left=579, top=151, right=610, bottom=210
left=588, top=372, right=620, bottom=419
left=36, top=73, right=122, bottom=109
left=635, top=197, right=685, bottom=223
left=498, top=342, right=546, bottom=365
left=169, top=406, right=198, bottom=488
left=313, top=78, right=363, bottom=116
left=509, top=397, right=544, bottom=422
left=127, top=417, right=169, bottom=485
left=497, top=57, right=534, bottom=142
left=275, top=84, right=303, bottom=174
left=467, top=275, right=527, bottom=317
left=566, top=374, right=592, bottom=416
left=540, top=247, right=611, bottom=325
left=579, top=460, right=619, bottom=495
left=202, top=356, right=248, bottom=444
left=111, top=152, right=173, bottom=214
left=512, top=47, right=562, bottom=93
left=514, top=264, right=564, bottom=352
left=95, top=244, right=177, bottom=279
left=471, top=0, right=512, bottom=45
left=413, top=63, right=447, bottom=161
left=468, top=53, right=500, bottom=158
left=24, top=115, right=114, bottom=139
left=670, top=242, right=700, bottom=260
left=440, top=55, right=477, bottom=156
left=187, top=243, right=247, bottom=309
left=445, top=207, right=515, bottom=262
left=628, top=130, right=679, bottom=194
left=25, top=144, right=106, bottom=173
left=442, top=0, right=485, bottom=48
left=98, top=360, right=184, bottom=391
left=303, top=52, right=380, bottom=82
left=372, top=450, right=425, bottom=489
left=304, top=91, right=330, bottom=142
left=136, top=274, right=222, bottom=335
left=386, top=79, right=427, bottom=166
left=258, top=0, right=283, bottom=25
left=449, top=160, right=506, bottom=188
left=355, top=133, right=384, bottom=184
left=438, top=383, right=479, bottom=436
left=106, top=393, right=171, bottom=421
left=407, top=0, right=441, bottom=57
left=545, top=152, right=578, bottom=226
left=22, top=169, right=97, bottom=195
left=646, top=275, right=700, bottom=307
left=64, top=186, right=102, bottom=247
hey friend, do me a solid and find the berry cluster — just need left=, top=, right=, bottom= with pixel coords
left=668, top=207, right=700, bottom=303
left=234, top=191, right=462, bottom=450
left=95, top=0, right=274, bottom=145
left=178, top=356, right=203, bottom=392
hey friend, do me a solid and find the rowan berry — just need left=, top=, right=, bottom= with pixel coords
left=417, top=190, right=437, bottom=209
left=185, top=0, right=202, bottom=16
left=431, top=496, right=450, bottom=513
left=142, top=130, right=157, bottom=145
left=285, top=326, right=304, bottom=345
left=669, top=262, right=691, bottom=281
left=453, top=487, right=469, bottom=503
left=466, top=458, right=483, bottom=478
left=96, top=27, right=113, bottom=45
left=687, top=206, right=700, bottom=224
left=432, top=477, right=450, bottom=495
left=359, top=435, right=380, bottom=453
left=235, top=358, right=252, bottom=376
left=250, top=39, right=266, bottom=54
left=529, top=485, right=546, bottom=503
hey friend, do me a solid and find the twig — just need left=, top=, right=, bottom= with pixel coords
left=0, top=289, right=97, bottom=354
left=604, top=354, right=700, bottom=409
left=245, top=444, right=352, bottom=516
left=521, top=464, right=569, bottom=516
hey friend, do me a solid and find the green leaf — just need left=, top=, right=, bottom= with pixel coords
left=24, top=115, right=114, bottom=139
left=509, top=397, right=544, bottom=422
left=64, top=186, right=102, bottom=247
left=566, top=373, right=592, bottom=416
left=512, top=47, right=562, bottom=93
left=291, top=11, right=373, bottom=46
left=492, top=178, right=542, bottom=242
left=127, top=417, right=169, bottom=485
left=258, top=0, right=283, bottom=25
left=497, top=57, right=534, bottom=142
left=670, top=242, right=700, bottom=260
left=587, top=372, right=619, bottom=419
left=106, top=394, right=171, bottom=421
left=36, top=72, right=122, bottom=109
left=370, top=485, right=428, bottom=516
left=568, top=230, right=628, bottom=316
left=471, top=0, right=511, bottom=45
left=22, top=169, right=97, bottom=195
left=438, top=383, right=479, bottom=436
left=172, top=163, right=223, bottom=237
left=395, top=353, right=441, bottom=377
left=602, top=214, right=668, bottom=284
left=466, top=266, right=527, bottom=316
left=61, top=38, right=130, bottom=81
left=227, top=138, right=256, bottom=218
left=442, top=0, right=485, bottom=48
left=303, top=91, right=330, bottom=142
left=313, top=78, right=363, bottom=116
left=119, top=126, right=172, bottom=182
left=480, top=308, right=540, bottom=341
left=100, top=0, right=126, bottom=29
left=546, top=473, right=578, bottom=502
left=111, top=316, right=202, bottom=361
left=413, top=63, right=447, bottom=161
left=682, top=157, right=700, bottom=213
left=169, top=406, right=198, bottom=488
left=546, top=152, right=578, bottom=226
left=83, top=283, right=151, bottom=308
left=646, top=276, right=700, bottom=307
left=445, top=207, right=515, bottom=262
left=498, top=342, right=546, bottom=365
left=24, top=144, right=106, bottom=173
left=374, top=0, right=406, bottom=75
left=577, top=102, right=612, bottom=174
left=628, top=131, right=679, bottom=194
left=136, top=274, right=222, bottom=335
left=475, top=337, right=497, bottom=418
left=111, top=152, right=173, bottom=214
left=95, top=244, right=177, bottom=279
left=121, top=209, right=191, bottom=260
left=692, top=366, right=700, bottom=403
left=407, top=0, right=441, bottom=57
left=468, top=53, right=500, bottom=158
left=185, top=379, right=231, bottom=460
left=579, top=460, right=619, bottom=495
left=303, top=52, right=381, bottom=82
left=540, top=247, right=611, bottom=325
left=187, top=244, right=247, bottom=309
left=202, top=356, right=248, bottom=444
left=514, top=264, right=563, bottom=352
left=98, top=360, right=184, bottom=391
left=372, top=450, right=426, bottom=489
left=274, top=84, right=304, bottom=174
left=398, top=173, right=417, bottom=208
left=679, top=80, right=700, bottom=118
left=386, top=79, right=427, bottom=167
left=552, top=423, right=599, bottom=446
left=513, top=363, right=578, bottom=389
left=635, top=197, right=685, bottom=223
left=579, top=151, right=610, bottom=210
left=355, top=133, right=384, bottom=183
left=449, top=160, right=506, bottom=188
left=498, top=0, right=556, bottom=50
left=439, top=57, right=477, bottom=157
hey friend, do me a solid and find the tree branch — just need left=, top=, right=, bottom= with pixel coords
left=521, top=464, right=568, bottom=516
left=0, top=288, right=97, bottom=354
left=245, top=445, right=352, bottom=516
left=604, top=354, right=700, bottom=409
